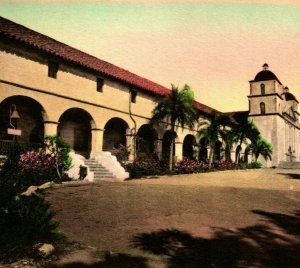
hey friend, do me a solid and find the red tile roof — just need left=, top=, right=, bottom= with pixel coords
left=224, top=111, right=249, bottom=124
left=0, top=16, right=216, bottom=115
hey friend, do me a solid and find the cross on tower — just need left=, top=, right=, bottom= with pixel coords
left=286, top=146, right=296, bottom=162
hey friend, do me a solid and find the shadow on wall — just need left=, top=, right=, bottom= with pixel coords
left=50, top=210, right=300, bottom=268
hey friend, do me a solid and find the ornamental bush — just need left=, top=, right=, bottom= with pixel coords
left=43, top=135, right=72, bottom=180
left=240, top=161, right=262, bottom=169
left=0, top=193, right=62, bottom=261
left=18, top=151, right=56, bottom=182
left=124, top=157, right=165, bottom=178
left=213, top=160, right=239, bottom=170
left=0, top=139, right=65, bottom=262
left=175, top=158, right=209, bottom=174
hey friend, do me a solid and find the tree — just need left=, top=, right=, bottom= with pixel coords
left=197, top=113, right=229, bottom=167
left=43, top=135, right=72, bottom=179
left=150, top=84, right=198, bottom=171
left=221, top=128, right=239, bottom=162
left=231, top=118, right=260, bottom=163
left=249, top=135, right=272, bottom=161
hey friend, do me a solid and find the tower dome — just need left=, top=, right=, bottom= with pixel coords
left=254, top=63, right=282, bottom=84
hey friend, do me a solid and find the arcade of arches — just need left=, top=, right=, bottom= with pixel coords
left=0, top=95, right=241, bottom=162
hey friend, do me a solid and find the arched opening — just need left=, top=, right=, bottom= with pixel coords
left=260, top=102, right=266, bottom=114
left=261, top=83, right=265, bottom=95
left=199, top=138, right=208, bottom=162
left=103, top=117, right=128, bottom=151
left=0, top=96, right=45, bottom=146
left=235, top=145, right=242, bottom=163
left=244, top=145, right=251, bottom=163
left=162, top=130, right=176, bottom=162
left=214, top=140, right=222, bottom=162
left=57, top=108, right=94, bottom=158
left=183, top=134, right=196, bottom=159
left=136, top=124, right=158, bottom=157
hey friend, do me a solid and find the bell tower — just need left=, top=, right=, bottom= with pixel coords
left=248, top=63, right=283, bottom=116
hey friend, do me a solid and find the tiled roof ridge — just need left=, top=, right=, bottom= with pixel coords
left=0, top=16, right=216, bottom=115
left=0, top=16, right=170, bottom=95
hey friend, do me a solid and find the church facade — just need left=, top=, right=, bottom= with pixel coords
left=248, top=63, right=300, bottom=167
left=0, top=16, right=299, bottom=174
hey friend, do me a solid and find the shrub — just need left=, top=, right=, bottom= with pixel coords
left=0, top=167, right=63, bottom=262
left=175, top=158, right=209, bottom=174
left=240, top=161, right=262, bottom=169
left=111, top=144, right=130, bottom=162
left=213, top=160, right=239, bottom=170
left=0, top=137, right=69, bottom=261
left=124, top=157, right=164, bottom=178
left=0, top=192, right=63, bottom=261
left=19, top=151, right=56, bottom=182
left=43, top=135, right=72, bottom=180
left=0, top=144, right=33, bottom=192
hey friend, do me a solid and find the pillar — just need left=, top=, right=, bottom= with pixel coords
left=154, top=138, right=163, bottom=160
left=193, top=145, right=199, bottom=160
left=126, top=128, right=135, bottom=161
left=44, top=121, right=58, bottom=136
left=91, top=128, right=103, bottom=154
left=175, top=141, right=183, bottom=162
left=207, top=147, right=211, bottom=162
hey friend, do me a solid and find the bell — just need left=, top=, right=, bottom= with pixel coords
left=10, top=105, right=20, bottom=119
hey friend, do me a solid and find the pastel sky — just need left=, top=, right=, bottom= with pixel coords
left=1, top=1, right=300, bottom=112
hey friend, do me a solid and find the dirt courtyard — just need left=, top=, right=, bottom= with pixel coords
left=46, top=169, right=300, bottom=267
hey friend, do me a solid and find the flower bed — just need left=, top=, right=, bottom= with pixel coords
left=175, top=158, right=209, bottom=174
left=123, top=157, right=263, bottom=179
left=123, top=157, right=168, bottom=178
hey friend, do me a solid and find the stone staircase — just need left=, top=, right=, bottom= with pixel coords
left=278, top=161, right=300, bottom=169
left=84, top=158, right=116, bottom=180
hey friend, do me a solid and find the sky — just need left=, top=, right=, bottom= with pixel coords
left=1, top=1, right=300, bottom=112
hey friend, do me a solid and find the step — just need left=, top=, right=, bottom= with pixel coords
left=84, top=158, right=116, bottom=180
left=84, top=163, right=106, bottom=168
left=89, top=167, right=108, bottom=171
left=278, top=161, right=300, bottom=169
left=94, top=173, right=113, bottom=177
left=84, top=160, right=99, bottom=164
left=94, top=178, right=115, bottom=181
left=94, top=175, right=115, bottom=179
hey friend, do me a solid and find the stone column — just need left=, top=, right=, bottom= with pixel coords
left=126, top=128, right=135, bottom=161
left=154, top=138, right=163, bottom=160
left=175, top=142, right=183, bottom=162
left=193, top=145, right=199, bottom=160
left=207, top=147, right=211, bottom=162
left=43, top=121, right=59, bottom=136
left=91, top=128, right=104, bottom=155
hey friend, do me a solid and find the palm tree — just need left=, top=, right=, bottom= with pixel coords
left=221, top=128, right=239, bottom=162
left=151, top=84, right=198, bottom=171
left=232, top=118, right=260, bottom=163
left=249, top=135, right=272, bottom=161
left=197, top=113, right=228, bottom=167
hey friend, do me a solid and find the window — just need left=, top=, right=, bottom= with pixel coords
left=97, top=78, right=104, bottom=92
left=48, top=61, right=58, bottom=78
left=130, top=88, right=137, bottom=103
left=260, top=102, right=266, bottom=114
left=261, top=83, right=265, bottom=95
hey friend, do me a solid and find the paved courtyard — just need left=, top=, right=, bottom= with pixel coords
left=46, top=169, right=300, bottom=267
